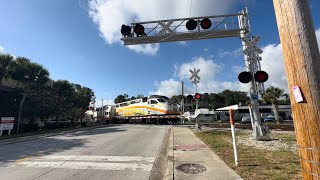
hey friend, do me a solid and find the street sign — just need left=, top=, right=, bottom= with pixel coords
left=0, top=117, right=14, bottom=135
left=189, top=68, right=200, bottom=84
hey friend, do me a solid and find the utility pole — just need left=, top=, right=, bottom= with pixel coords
left=181, top=81, right=185, bottom=115
left=101, top=99, right=104, bottom=125
left=273, top=0, right=320, bottom=179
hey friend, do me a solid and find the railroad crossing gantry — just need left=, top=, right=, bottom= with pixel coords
left=120, top=8, right=270, bottom=140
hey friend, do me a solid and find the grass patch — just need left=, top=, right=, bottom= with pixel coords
left=196, top=130, right=301, bottom=180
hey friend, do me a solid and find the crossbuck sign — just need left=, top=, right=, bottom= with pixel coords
left=189, top=68, right=200, bottom=84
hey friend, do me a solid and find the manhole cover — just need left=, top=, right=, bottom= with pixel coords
left=176, top=163, right=206, bottom=174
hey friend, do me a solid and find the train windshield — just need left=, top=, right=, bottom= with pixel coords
left=157, top=98, right=167, bottom=103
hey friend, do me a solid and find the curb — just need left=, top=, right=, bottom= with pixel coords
left=150, top=127, right=171, bottom=180
left=0, top=124, right=116, bottom=146
left=164, top=127, right=174, bottom=180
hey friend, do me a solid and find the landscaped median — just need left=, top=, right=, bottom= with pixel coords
left=195, top=129, right=301, bottom=179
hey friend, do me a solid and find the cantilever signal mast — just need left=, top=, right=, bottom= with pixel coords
left=120, top=8, right=269, bottom=140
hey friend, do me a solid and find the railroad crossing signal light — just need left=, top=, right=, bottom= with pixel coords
left=238, top=71, right=252, bottom=84
left=134, top=24, right=145, bottom=36
left=194, top=93, right=201, bottom=100
left=238, top=71, right=269, bottom=83
left=186, top=19, right=197, bottom=30
left=121, top=24, right=131, bottom=36
left=200, top=18, right=212, bottom=29
left=187, top=94, right=194, bottom=100
left=254, top=71, right=269, bottom=83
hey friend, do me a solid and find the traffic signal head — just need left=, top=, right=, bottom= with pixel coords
left=121, top=24, right=131, bottom=36
left=194, top=93, right=201, bottom=100
left=238, top=71, right=252, bottom=84
left=254, top=71, right=269, bottom=83
left=200, top=18, right=212, bottom=29
left=134, top=24, right=145, bottom=35
left=186, top=19, right=197, bottom=30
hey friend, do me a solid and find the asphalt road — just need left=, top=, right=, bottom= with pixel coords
left=0, top=124, right=168, bottom=180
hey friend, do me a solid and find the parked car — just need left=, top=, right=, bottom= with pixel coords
left=241, top=115, right=251, bottom=124
left=263, top=115, right=275, bottom=122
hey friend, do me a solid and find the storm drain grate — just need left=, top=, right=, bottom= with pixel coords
left=176, top=163, right=206, bottom=174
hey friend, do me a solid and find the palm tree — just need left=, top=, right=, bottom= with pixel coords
left=9, top=57, right=50, bottom=133
left=0, top=54, right=14, bottom=86
left=262, top=86, right=284, bottom=124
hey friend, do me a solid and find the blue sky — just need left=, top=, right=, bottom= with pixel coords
left=0, top=0, right=320, bottom=106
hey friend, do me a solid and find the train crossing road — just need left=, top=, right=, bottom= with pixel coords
left=0, top=125, right=169, bottom=180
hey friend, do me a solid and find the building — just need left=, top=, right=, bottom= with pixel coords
left=215, top=104, right=292, bottom=121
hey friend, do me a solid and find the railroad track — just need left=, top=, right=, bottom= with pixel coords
left=201, top=123, right=295, bottom=131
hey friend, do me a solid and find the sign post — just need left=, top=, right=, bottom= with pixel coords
left=0, top=117, right=15, bottom=136
left=189, top=68, right=201, bottom=129
left=229, top=109, right=238, bottom=166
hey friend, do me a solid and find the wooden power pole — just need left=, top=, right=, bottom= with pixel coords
left=273, top=0, right=320, bottom=179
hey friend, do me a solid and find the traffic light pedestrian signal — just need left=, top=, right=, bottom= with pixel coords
left=194, top=93, right=201, bottom=99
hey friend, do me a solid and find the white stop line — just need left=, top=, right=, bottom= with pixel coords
left=14, top=155, right=156, bottom=171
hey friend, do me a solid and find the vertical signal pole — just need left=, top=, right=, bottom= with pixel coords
left=181, top=81, right=185, bottom=115
left=238, top=9, right=270, bottom=140
left=273, top=0, right=320, bottom=178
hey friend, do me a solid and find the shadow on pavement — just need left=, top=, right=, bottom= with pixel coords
left=0, top=126, right=126, bottom=166
left=64, top=126, right=126, bottom=137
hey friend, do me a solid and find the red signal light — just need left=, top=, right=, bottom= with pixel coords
left=200, top=18, right=212, bottom=29
left=254, top=71, right=269, bottom=83
left=186, top=19, right=197, bottom=30
left=194, top=93, right=201, bottom=99
left=134, top=24, right=145, bottom=35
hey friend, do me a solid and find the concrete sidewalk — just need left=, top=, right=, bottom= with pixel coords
left=165, top=127, right=242, bottom=180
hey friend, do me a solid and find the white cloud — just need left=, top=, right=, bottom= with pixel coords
left=126, top=44, right=159, bottom=56
left=260, top=44, right=287, bottom=91
left=150, top=27, right=320, bottom=97
left=149, top=79, right=182, bottom=97
left=203, top=48, right=209, bottom=52
left=232, top=65, right=245, bottom=74
left=316, top=27, right=320, bottom=47
left=260, top=27, right=320, bottom=92
left=218, top=47, right=242, bottom=58
left=88, top=0, right=238, bottom=55
left=0, top=46, right=5, bottom=54
left=151, top=57, right=249, bottom=97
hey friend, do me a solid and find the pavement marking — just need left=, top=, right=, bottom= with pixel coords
left=14, top=155, right=156, bottom=171
left=32, top=155, right=156, bottom=162
left=17, top=161, right=153, bottom=171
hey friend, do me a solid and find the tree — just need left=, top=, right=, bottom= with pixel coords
left=0, top=54, right=14, bottom=86
left=114, top=94, right=129, bottom=103
left=8, top=57, right=50, bottom=133
left=218, top=90, right=249, bottom=106
left=262, top=86, right=284, bottom=123
left=51, top=80, right=75, bottom=128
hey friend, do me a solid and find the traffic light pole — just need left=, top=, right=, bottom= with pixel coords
left=239, top=8, right=270, bottom=140
left=273, top=0, right=320, bottom=178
